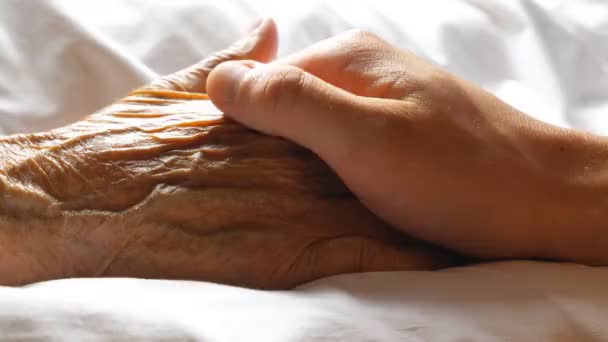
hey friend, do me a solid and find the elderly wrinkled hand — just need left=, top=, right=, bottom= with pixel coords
left=0, top=19, right=451, bottom=289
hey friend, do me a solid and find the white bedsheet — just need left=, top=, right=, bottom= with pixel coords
left=0, top=0, right=607, bottom=340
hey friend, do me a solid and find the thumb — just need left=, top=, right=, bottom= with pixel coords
left=206, top=60, right=397, bottom=163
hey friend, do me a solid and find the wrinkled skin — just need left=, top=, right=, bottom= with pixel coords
left=3, top=90, right=450, bottom=288
left=0, top=20, right=454, bottom=288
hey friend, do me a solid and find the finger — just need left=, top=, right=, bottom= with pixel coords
left=206, top=60, right=403, bottom=164
left=276, top=29, right=413, bottom=99
left=293, top=237, right=455, bottom=287
left=146, top=18, right=278, bottom=92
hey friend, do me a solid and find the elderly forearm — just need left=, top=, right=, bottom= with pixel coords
left=0, top=142, right=63, bottom=285
left=0, top=212, right=67, bottom=285
left=0, top=137, right=106, bottom=285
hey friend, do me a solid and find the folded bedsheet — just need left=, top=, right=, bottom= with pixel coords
left=1, top=261, right=607, bottom=341
left=0, top=0, right=607, bottom=340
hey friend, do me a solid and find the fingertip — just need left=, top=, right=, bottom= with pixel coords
left=247, top=17, right=278, bottom=62
left=206, top=60, right=257, bottom=111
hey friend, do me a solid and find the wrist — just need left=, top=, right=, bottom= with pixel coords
left=456, top=80, right=608, bottom=264
left=530, top=126, right=608, bottom=265
left=0, top=136, right=103, bottom=285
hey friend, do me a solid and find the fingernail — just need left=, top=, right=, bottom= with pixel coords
left=211, top=61, right=256, bottom=105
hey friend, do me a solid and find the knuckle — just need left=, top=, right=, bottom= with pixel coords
left=330, top=29, right=392, bottom=60
left=241, top=66, right=306, bottom=113
left=200, top=48, right=242, bottom=71
left=145, top=74, right=186, bottom=91
left=340, top=29, right=384, bottom=46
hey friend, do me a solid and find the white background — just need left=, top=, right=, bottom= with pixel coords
left=0, top=1, right=607, bottom=340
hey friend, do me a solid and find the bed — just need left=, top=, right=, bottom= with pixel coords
left=1, top=0, right=607, bottom=340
